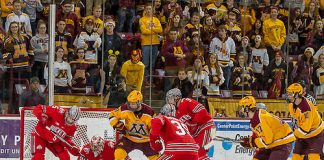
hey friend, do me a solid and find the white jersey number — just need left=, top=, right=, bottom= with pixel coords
left=171, top=120, right=189, bottom=136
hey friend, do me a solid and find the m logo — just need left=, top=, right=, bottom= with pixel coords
left=129, top=123, right=147, bottom=136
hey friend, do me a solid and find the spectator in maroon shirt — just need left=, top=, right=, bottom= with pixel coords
left=56, top=0, right=80, bottom=40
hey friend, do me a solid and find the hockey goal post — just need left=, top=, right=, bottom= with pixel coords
left=20, top=107, right=118, bottom=160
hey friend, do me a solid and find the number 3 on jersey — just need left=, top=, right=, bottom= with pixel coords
left=171, top=120, right=189, bottom=136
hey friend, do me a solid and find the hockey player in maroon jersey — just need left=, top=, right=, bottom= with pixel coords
left=78, top=135, right=115, bottom=160
left=31, top=104, right=81, bottom=160
left=165, top=88, right=215, bottom=160
left=150, top=104, right=199, bottom=160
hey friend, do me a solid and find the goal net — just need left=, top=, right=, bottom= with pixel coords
left=20, top=107, right=117, bottom=160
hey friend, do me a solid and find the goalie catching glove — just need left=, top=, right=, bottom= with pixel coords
left=240, top=137, right=255, bottom=148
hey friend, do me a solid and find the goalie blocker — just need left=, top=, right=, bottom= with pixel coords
left=31, top=105, right=81, bottom=160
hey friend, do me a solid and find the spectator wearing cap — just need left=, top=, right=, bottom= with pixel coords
left=75, top=18, right=102, bottom=93
left=19, top=77, right=46, bottom=108
left=184, top=12, right=202, bottom=41
left=312, top=53, right=324, bottom=99
left=82, top=5, right=104, bottom=35
left=292, top=47, right=315, bottom=92
left=120, top=50, right=145, bottom=92
left=161, top=27, right=189, bottom=92
left=139, top=3, right=162, bottom=82
left=209, top=25, right=236, bottom=90
left=103, top=19, right=122, bottom=65
left=56, top=0, right=80, bottom=39
left=262, top=6, right=286, bottom=61
left=75, top=18, right=101, bottom=64
left=265, top=50, right=287, bottom=98
left=298, top=80, right=317, bottom=106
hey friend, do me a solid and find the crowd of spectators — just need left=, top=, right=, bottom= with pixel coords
left=0, top=0, right=323, bottom=113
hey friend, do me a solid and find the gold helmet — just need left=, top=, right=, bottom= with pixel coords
left=127, top=90, right=143, bottom=103
left=239, top=96, right=256, bottom=109
left=286, top=83, right=303, bottom=95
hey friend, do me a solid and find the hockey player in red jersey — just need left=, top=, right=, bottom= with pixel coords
left=78, top=135, right=115, bottom=160
left=31, top=104, right=81, bottom=160
left=150, top=104, right=199, bottom=160
left=165, top=88, right=215, bottom=160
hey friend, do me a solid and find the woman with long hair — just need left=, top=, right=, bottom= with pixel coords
left=3, top=21, right=33, bottom=79
left=305, top=20, right=324, bottom=51
left=293, top=47, right=315, bottom=92
left=204, top=53, right=224, bottom=96
left=164, top=14, right=185, bottom=40
left=187, top=57, right=209, bottom=103
left=247, top=19, right=263, bottom=45
left=30, top=20, right=49, bottom=84
left=250, top=35, right=269, bottom=90
left=44, top=46, right=72, bottom=93
left=201, top=14, right=217, bottom=47
left=232, top=54, right=255, bottom=96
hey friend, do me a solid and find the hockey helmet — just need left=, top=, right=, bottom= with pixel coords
left=90, top=135, right=105, bottom=154
left=127, top=90, right=143, bottom=103
left=287, top=83, right=303, bottom=95
left=166, top=88, right=182, bottom=106
left=239, top=96, right=256, bottom=109
left=65, top=106, right=81, bottom=124
left=160, top=103, right=176, bottom=117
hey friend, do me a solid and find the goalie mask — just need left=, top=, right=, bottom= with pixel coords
left=65, top=106, right=81, bottom=125
left=127, top=90, right=143, bottom=112
left=90, top=135, right=105, bottom=156
left=166, top=88, right=182, bottom=106
left=160, top=103, right=176, bottom=117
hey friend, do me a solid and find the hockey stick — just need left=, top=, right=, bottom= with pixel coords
left=203, top=136, right=243, bottom=150
left=45, top=126, right=86, bottom=158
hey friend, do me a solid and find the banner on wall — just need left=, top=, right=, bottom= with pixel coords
left=0, top=117, right=20, bottom=159
left=208, top=119, right=293, bottom=160
left=208, top=98, right=324, bottom=119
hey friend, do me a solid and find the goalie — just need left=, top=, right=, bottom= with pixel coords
left=78, top=135, right=115, bottom=160
left=31, top=104, right=81, bottom=160
left=238, top=96, right=296, bottom=160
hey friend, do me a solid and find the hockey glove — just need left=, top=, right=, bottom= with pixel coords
left=149, top=134, right=163, bottom=152
left=240, top=137, right=255, bottom=148
left=114, top=121, right=126, bottom=135
left=70, top=146, right=80, bottom=156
